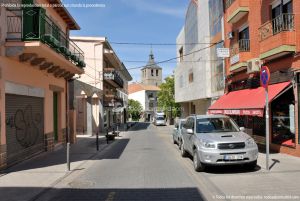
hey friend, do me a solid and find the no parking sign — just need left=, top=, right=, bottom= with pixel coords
left=260, top=66, right=270, bottom=88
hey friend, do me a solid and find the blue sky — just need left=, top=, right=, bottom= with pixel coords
left=63, top=0, right=189, bottom=82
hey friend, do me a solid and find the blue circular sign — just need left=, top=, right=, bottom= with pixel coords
left=260, top=66, right=270, bottom=88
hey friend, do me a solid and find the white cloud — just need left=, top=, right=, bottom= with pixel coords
left=121, top=0, right=186, bottom=18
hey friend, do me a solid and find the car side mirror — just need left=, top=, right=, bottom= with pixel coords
left=186, top=128, right=194, bottom=135
left=240, top=127, right=245, bottom=132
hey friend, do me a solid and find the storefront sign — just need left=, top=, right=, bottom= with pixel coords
left=208, top=109, right=264, bottom=117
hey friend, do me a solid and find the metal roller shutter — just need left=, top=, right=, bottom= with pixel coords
left=5, top=94, right=44, bottom=166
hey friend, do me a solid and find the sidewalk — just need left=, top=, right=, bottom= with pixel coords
left=0, top=135, right=113, bottom=201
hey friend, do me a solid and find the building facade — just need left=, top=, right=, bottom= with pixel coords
left=128, top=83, right=160, bottom=122
left=209, top=0, right=300, bottom=157
left=0, top=0, right=84, bottom=169
left=175, top=0, right=214, bottom=117
left=70, top=37, right=132, bottom=133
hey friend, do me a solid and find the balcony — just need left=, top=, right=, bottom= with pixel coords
left=103, top=91, right=123, bottom=108
left=226, top=0, right=249, bottom=24
left=229, top=39, right=251, bottom=73
left=104, top=68, right=124, bottom=88
left=5, top=8, right=85, bottom=78
left=259, top=14, right=296, bottom=61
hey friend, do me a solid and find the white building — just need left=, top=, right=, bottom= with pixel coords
left=70, top=36, right=132, bottom=133
left=175, top=0, right=225, bottom=117
left=128, top=83, right=160, bottom=122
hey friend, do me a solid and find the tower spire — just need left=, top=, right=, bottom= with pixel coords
left=149, top=45, right=154, bottom=60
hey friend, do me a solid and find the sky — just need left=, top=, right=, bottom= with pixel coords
left=62, top=0, right=190, bottom=82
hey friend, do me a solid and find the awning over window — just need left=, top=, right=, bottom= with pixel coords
left=208, top=82, right=291, bottom=117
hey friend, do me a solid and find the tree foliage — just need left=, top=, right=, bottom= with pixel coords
left=128, top=99, right=143, bottom=121
left=157, top=76, right=181, bottom=118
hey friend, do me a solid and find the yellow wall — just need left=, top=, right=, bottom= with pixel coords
left=0, top=56, right=66, bottom=144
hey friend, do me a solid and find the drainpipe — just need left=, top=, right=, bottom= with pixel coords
left=94, top=42, right=103, bottom=133
left=66, top=78, right=70, bottom=171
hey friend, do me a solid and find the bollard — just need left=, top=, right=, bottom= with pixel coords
left=106, top=129, right=109, bottom=144
left=96, top=132, right=99, bottom=151
left=67, top=142, right=70, bottom=171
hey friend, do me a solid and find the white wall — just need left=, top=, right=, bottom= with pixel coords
left=71, top=38, right=105, bottom=90
left=129, top=90, right=146, bottom=110
left=175, top=0, right=212, bottom=104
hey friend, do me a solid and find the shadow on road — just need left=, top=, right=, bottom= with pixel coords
left=0, top=187, right=205, bottom=201
left=130, top=122, right=151, bottom=131
left=2, top=138, right=130, bottom=174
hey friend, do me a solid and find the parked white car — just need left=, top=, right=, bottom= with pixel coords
left=181, top=115, right=259, bottom=172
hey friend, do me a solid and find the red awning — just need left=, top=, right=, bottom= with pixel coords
left=208, top=82, right=291, bottom=117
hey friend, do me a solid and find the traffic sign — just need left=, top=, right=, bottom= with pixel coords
left=260, top=66, right=270, bottom=88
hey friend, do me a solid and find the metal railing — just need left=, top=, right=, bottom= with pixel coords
left=230, top=39, right=250, bottom=56
left=6, top=11, right=85, bottom=67
left=104, top=70, right=124, bottom=88
left=259, top=13, right=294, bottom=41
left=225, top=0, right=236, bottom=9
left=238, top=39, right=250, bottom=52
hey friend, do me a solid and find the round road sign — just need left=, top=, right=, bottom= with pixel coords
left=260, top=66, right=270, bottom=88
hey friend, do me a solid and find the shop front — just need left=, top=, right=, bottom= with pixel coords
left=208, top=81, right=298, bottom=155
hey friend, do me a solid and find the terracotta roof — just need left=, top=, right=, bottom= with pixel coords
left=128, top=83, right=160, bottom=94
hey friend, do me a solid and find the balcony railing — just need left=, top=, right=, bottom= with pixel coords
left=104, top=70, right=124, bottom=88
left=259, top=13, right=294, bottom=41
left=230, top=39, right=250, bottom=55
left=6, top=9, right=85, bottom=68
left=225, top=0, right=236, bottom=9
left=238, top=39, right=250, bottom=52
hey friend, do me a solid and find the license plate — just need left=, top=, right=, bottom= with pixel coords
left=224, top=154, right=244, bottom=160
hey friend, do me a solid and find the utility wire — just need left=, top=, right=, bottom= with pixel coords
left=110, top=41, right=221, bottom=46
left=126, top=40, right=223, bottom=70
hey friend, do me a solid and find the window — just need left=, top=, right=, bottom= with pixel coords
left=238, top=27, right=250, bottom=52
left=156, top=69, right=158, bottom=76
left=179, top=47, right=183, bottom=62
left=272, top=88, right=295, bottom=147
left=189, top=72, right=194, bottom=83
left=272, top=0, right=294, bottom=34
left=151, top=69, right=154, bottom=76
left=196, top=118, right=239, bottom=133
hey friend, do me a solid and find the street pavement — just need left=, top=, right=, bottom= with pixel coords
left=1, top=122, right=300, bottom=201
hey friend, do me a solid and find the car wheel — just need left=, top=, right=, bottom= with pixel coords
left=245, top=160, right=257, bottom=170
left=180, top=142, right=188, bottom=157
left=173, top=136, right=176, bottom=144
left=193, top=150, right=205, bottom=172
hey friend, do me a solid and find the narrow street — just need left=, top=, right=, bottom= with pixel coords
left=36, top=123, right=206, bottom=201
left=27, top=122, right=300, bottom=201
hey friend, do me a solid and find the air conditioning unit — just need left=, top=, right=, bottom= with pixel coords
left=227, top=32, right=234, bottom=39
left=247, top=58, right=262, bottom=74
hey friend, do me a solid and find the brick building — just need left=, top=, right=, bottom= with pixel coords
left=209, top=0, right=300, bottom=156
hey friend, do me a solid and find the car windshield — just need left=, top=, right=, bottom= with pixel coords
left=196, top=117, right=239, bottom=133
left=157, top=117, right=164, bottom=120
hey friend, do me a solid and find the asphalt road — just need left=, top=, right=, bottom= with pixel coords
left=35, top=122, right=300, bottom=201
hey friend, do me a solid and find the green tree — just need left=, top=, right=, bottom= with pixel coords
left=128, top=99, right=143, bottom=121
left=157, top=76, right=181, bottom=120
